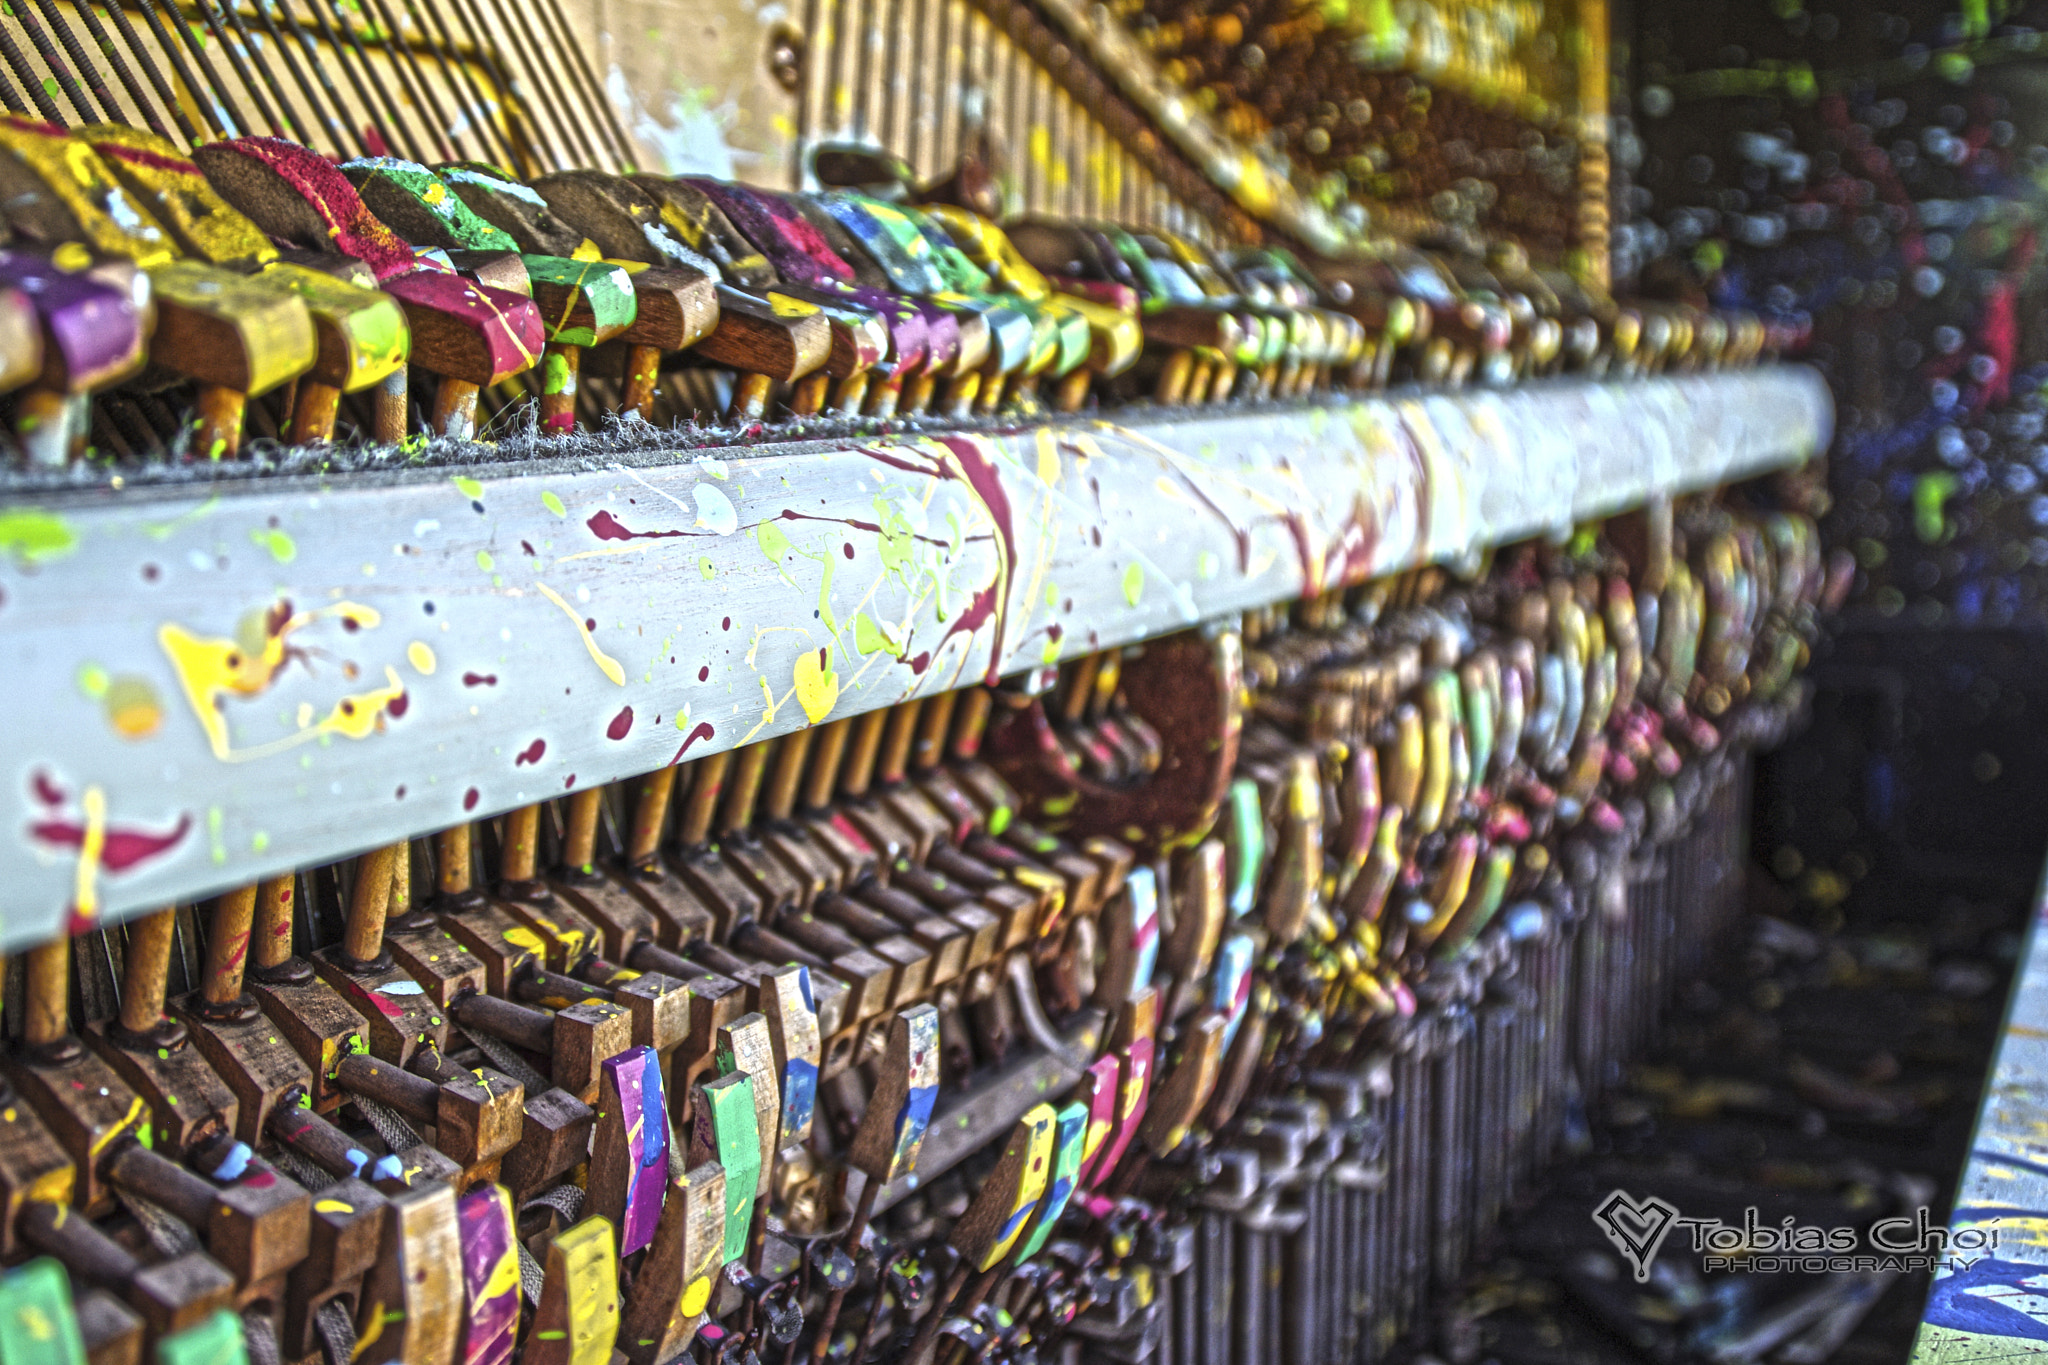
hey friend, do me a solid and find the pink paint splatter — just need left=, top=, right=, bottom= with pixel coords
left=515, top=739, right=546, bottom=766
left=28, top=812, right=193, bottom=872
left=587, top=510, right=690, bottom=542
left=463, top=672, right=497, bottom=687
left=607, top=706, right=634, bottom=741
left=669, top=721, right=716, bottom=764
left=463, top=787, right=481, bottom=810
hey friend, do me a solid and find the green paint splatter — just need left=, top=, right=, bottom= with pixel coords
left=1042, top=636, right=1063, bottom=665
left=1197, top=551, right=1220, bottom=580
left=853, top=610, right=892, bottom=657
left=542, top=490, right=566, bottom=517
left=251, top=830, right=270, bottom=853
left=757, top=520, right=791, bottom=567
left=1042, top=791, right=1079, bottom=816
left=1121, top=563, right=1144, bottom=605
left=207, top=807, right=226, bottom=865
left=77, top=664, right=109, bottom=698
left=249, top=527, right=297, bottom=564
left=452, top=475, right=484, bottom=499
left=988, top=804, right=1013, bottom=836
left=699, top=556, right=716, bottom=580
left=0, top=508, right=78, bottom=564
left=1044, top=582, right=1059, bottom=607
left=543, top=351, right=574, bottom=396
left=476, top=549, right=495, bottom=571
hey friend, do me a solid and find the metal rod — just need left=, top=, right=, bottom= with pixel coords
left=905, top=0, right=927, bottom=173
left=28, top=0, right=122, bottom=122
left=6, top=7, right=104, bottom=121
left=271, top=0, right=368, bottom=155
left=438, top=0, right=544, bottom=168
left=531, top=0, right=635, bottom=168
left=133, top=0, right=237, bottom=135
left=59, top=0, right=180, bottom=139
left=880, top=0, right=903, bottom=151
left=389, top=0, right=489, bottom=161
left=193, top=0, right=290, bottom=135
left=354, top=0, right=458, bottom=161
left=403, top=0, right=522, bottom=171
left=371, top=0, right=471, bottom=159
left=457, top=0, right=577, bottom=171
left=300, top=0, right=410, bottom=157
left=245, top=0, right=354, bottom=153
left=0, top=22, right=62, bottom=121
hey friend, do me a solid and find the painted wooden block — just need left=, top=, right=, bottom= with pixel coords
left=1016, top=1100, right=1089, bottom=1262
left=527, top=1217, right=618, bottom=1365
left=948, top=1104, right=1056, bottom=1273
left=757, top=965, right=819, bottom=1150
left=341, top=159, right=520, bottom=254
left=454, top=1185, right=518, bottom=1365
left=1088, top=987, right=1160, bottom=1187
left=354, top=1181, right=461, bottom=1365
left=151, top=1310, right=242, bottom=1365
left=1212, top=933, right=1256, bottom=1050
left=0, top=252, right=143, bottom=390
left=1072, top=1054, right=1120, bottom=1192
left=144, top=261, right=317, bottom=396
left=617, top=1160, right=724, bottom=1365
left=845, top=1004, right=939, bottom=1185
left=193, top=139, right=418, bottom=280
left=688, top=1073, right=758, bottom=1266
left=379, top=273, right=543, bottom=387
left=714, top=1014, right=779, bottom=1182
left=0, top=1257, right=86, bottom=1365
left=590, top=1046, right=668, bottom=1257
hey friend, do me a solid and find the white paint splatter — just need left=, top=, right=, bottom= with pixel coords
left=694, top=485, right=738, bottom=536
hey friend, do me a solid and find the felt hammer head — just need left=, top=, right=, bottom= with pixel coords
left=193, top=139, right=418, bottom=281
left=436, top=163, right=595, bottom=258
left=342, top=157, right=519, bottom=253
left=0, top=249, right=148, bottom=391
left=626, top=177, right=776, bottom=289
left=0, top=115, right=175, bottom=267
left=80, top=126, right=276, bottom=272
left=528, top=170, right=716, bottom=275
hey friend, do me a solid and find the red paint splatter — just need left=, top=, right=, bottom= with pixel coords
left=520, top=540, right=536, bottom=557
left=842, top=542, right=855, bottom=558
left=585, top=618, right=597, bottom=632
left=340, top=616, right=361, bottom=633
left=669, top=721, right=716, bottom=764
left=607, top=706, right=634, bottom=740
left=386, top=691, right=409, bottom=719
left=515, top=739, right=547, bottom=766
left=142, top=563, right=160, bottom=582
left=463, top=787, right=481, bottom=810
left=462, top=672, right=497, bottom=687
left=587, top=510, right=690, bottom=542
left=721, top=617, right=731, bottom=630
left=28, top=812, right=193, bottom=872
left=565, top=775, right=577, bottom=789
left=395, top=785, right=406, bottom=800
left=32, top=771, right=65, bottom=807
left=698, top=666, right=710, bottom=681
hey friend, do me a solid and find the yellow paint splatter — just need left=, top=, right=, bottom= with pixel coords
left=793, top=648, right=839, bottom=724
left=158, top=600, right=386, bottom=760
left=73, top=785, right=106, bottom=922
left=1035, top=428, right=1062, bottom=486
left=407, top=641, right=437, bottom=675
left=535, top=582, right=626, bottom=686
